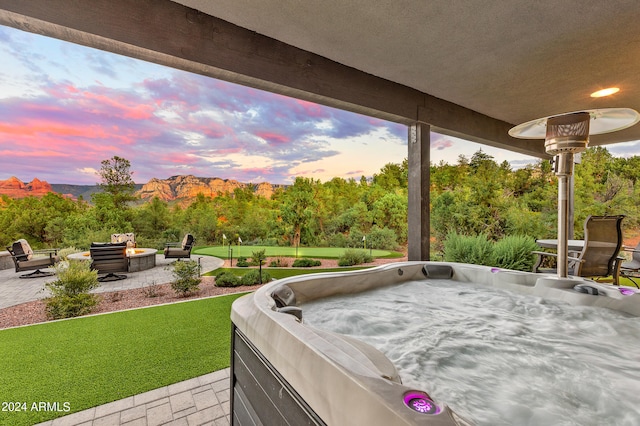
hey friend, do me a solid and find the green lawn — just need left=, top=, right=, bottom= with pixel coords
left=207, top=266, right=372, bottom=279
left=194, top=245, right=403, bottom=259
left=0, top=294, right=246, bottom=426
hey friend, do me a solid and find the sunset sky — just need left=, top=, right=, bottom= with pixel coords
left=2, top=24, right=639, bottom=186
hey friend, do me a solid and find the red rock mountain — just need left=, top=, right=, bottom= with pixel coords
left=0, top=175, right=283, bottom=202
left=0, top=176, right=53, bottom=198
left=136, top=175, right=283, bottom=201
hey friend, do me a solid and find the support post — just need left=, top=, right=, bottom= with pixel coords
left=408, top=123, right=430, bottom=261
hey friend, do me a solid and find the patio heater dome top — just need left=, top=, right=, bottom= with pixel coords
left=508, top=108, right=640, bottom=140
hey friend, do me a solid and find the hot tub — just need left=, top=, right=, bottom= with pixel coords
left=230, top=262, right=640, bottom=425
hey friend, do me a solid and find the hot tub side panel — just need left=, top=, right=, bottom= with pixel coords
left=231, top=325, right=325, bottom=425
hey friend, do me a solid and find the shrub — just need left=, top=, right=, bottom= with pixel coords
left=493, top=235, right=538, bottom=271
left=170, top=260, right=201, bottom=296
left=443, top=232, right=495, bottom=266
left=292, top=258, right=322, bottom=267
left=45, top=293, right=99, bottom=320
left=45, top=261, right=100, bottom=319
left=250, top=249, right=267, bottom=267
left=338, top=249, right=373, bottom=267
left=269, top=257, right=289, bottom=267
left=56, top=247, right=83, bottom=261
left=215, top=272, right=242, bottom=287
left=240, top=269, right=272, bottom=285
left=236, top=256, right=249, bottom=267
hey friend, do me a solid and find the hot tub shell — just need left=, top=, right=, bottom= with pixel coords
left=230, top=262, right=640, bottom=425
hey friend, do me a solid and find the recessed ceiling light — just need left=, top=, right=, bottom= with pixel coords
left=591, top=87, right=619, bottom=98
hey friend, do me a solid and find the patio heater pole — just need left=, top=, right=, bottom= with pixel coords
left=555, top=152, right=575, bottom=277
left=510, top=108, right=640, bottom=279
left=545, top=113, right=590, bottom=278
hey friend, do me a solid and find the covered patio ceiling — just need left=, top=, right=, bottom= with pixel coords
left=3, top=0, right=640, bottom=159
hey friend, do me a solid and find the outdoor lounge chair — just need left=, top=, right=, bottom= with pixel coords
left=90, top=242, right=128, bottom=282
left=533, top=215, right=625, bottom=285
left=6, top=239, right=60, bottom=278
left=164, top=233, right=195, bottom=259
left=620, top=242, right=640, bottom=288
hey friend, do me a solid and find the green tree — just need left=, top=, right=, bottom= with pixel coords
left=96, top=156, right=137, bottom=209
left=280, top=177, right=318, bottom=247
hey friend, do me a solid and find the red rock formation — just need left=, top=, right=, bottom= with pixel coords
left=0, top=176, right=53, bottom=198
left=136, top=175, right=278, bottom=202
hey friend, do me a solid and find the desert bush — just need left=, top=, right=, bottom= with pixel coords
left=443, top=232, right=495, bottom=266
left=236, top=256, right=249, bottom=267
left=292, top=258, right=322, bottom=267
left=337, top=249, right=373, bottom=267
left=240, top=269, right=272, bottom=285
left=170, top=260, right=201, bottom=296
left=269, top=257, right=289, bottom=267
left=493, top=235, right=538, bottom=271
left=45, top=260, right=100, bottom=319
left=143, top=282, right=163, bottom=298
left=215, top=272, right=242, bottom=287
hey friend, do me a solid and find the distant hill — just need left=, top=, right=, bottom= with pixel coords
left=50, top=183, right=143, bottom=200
left=136, top=175, right=285, bottom=201
left=0, top=176, right=282, bottom=202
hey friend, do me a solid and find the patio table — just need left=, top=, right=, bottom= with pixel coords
left=535, top=239, right=584, bottom=251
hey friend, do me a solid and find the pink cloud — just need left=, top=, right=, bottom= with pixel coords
left=431, top=137, right=454, bottom=150
left=255, top=131, right=290, bottom=145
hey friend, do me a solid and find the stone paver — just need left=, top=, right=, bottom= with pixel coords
left=0, top=254, right=231, bottom=426
left=0, top=254, right=223, bottom=309
left=30, top=369, right=232, bottom=426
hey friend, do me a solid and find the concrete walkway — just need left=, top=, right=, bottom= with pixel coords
left=1, top=254, right=232, bottom=426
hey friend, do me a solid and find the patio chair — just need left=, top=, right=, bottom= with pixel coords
left=6, top=239, right=60, bottom=278
left=620, top=242, right=640, bottom=288
left=532, top=215, right=625, bottom=285
left=164, top=233, right=195, bottom=259
left=90, top=242, right=128, bottom=282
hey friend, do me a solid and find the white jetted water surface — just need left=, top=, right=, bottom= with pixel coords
left=302, top=280, right=640, bottom=426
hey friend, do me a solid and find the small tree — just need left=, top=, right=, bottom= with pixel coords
left=251, top=249, right=267, bottom=284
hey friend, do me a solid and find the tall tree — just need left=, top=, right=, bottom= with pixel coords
left=280, top=177, right=318, bottom=247
left=96, top=156, right=137, bottom=209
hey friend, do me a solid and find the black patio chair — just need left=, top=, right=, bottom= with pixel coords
left=90, top=242, right=128, bottom=282
left=164, top=233, right=195, bottom=260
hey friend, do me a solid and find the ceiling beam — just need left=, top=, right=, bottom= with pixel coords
left=0, top=0, right=547, bottom=158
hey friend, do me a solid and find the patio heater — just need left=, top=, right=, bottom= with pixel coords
left=509, top=108, right=639, bottom=278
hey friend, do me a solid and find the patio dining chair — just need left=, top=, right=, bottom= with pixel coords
left=620, top=242, right=640, bottom=288
left=532, top=215, right=625, bottom=285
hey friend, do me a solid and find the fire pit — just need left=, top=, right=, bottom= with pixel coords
left=68, top=248, right=157, bottom=272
